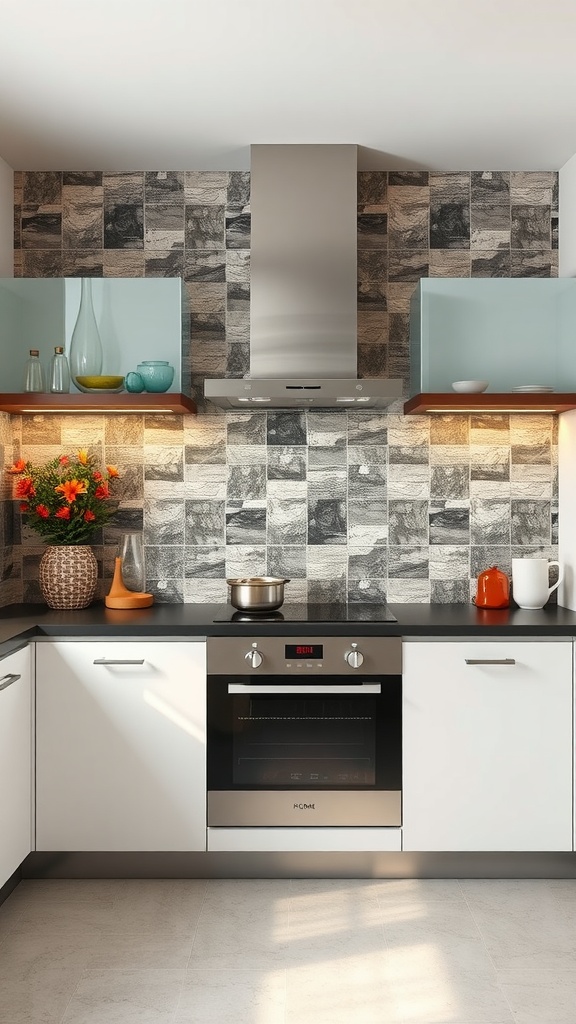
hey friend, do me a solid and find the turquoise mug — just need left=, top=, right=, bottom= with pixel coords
left=125, top=371, right=145, bottom=393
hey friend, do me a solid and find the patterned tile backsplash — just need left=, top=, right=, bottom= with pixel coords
left=4, top=167, right=559, bottom=606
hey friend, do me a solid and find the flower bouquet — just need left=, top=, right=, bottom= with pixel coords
left=7, top=449, right=120, bottom=609
left=8, top=449, right=119, bottom=544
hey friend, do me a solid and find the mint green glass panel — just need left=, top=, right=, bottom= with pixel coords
left=410, top=279, right=576, bottom=394
left=0, top=279, right=65, bottom=391
left=64, top=278, right=184, bottom=393
left=0, top=278, right=185, bottom=394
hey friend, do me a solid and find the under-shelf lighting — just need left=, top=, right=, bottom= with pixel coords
left=427, top=407, right=554, bottom=413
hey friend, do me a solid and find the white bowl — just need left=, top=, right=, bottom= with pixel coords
left=451, top=380, right=489, bottom=393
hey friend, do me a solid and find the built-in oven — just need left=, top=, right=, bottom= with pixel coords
left=206, top=635, right=402, bottom=827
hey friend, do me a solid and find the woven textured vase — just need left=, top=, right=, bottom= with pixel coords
left=39, top=545, right=98, bottom=610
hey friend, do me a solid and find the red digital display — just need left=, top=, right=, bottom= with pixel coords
left=285, top=644, right=323, bottom=658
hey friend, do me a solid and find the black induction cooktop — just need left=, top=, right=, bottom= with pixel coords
left=213, top=603, right=397, bottom=624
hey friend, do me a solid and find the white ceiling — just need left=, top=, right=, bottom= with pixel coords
left=1, top=0, right=576, bottom=172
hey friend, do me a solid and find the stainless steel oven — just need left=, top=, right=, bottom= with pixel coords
left=206, top=635, right=402, bottom=827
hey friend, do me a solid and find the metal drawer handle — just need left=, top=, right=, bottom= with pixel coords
left=465, top=658, right=516, bottom=665
left=93, top=658, right=146, bottom=666
left=228, top=683, right=382, bottom=694
left=0, top=672, right=21, bottom=691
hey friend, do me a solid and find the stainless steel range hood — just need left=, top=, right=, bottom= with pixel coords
left=204, top=144, right=402, bottom=410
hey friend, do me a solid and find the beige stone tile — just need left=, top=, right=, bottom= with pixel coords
left=175, top=968, right=286, bottom=1024
left=461, top=879, right=576, bottom=970
left=0, top=963, right=84, bottom=1024
left=285, top=953, right=401, bottom=1024
left=497, top=968, right=576, bottom=1024
left=385, top=947, right=514, bottom=1023
left=61, top=968, right=184, bottom=1024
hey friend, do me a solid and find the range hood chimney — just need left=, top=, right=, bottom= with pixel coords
left=204, top=144, right=402, bottom=410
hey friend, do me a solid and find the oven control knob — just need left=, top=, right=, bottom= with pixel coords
left=345, top=644, right=364, bottom=669
left=245, top=647, right=263, bottom=669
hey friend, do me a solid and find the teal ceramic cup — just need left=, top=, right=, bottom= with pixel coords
left=125, top=371, right=145, bottom=393
left=136, top=360, right=175, bottom=393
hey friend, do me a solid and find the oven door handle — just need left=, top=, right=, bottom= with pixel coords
left=227, top=683, right=382, bottom=694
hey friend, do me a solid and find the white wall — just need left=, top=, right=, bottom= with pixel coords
left=557, top=153, right=576, bottom=605
left=0, top=155, right=13, bottom=276
left=559, top=152, right=576, bottom=278
left=558, top=410, right=576, bottom=608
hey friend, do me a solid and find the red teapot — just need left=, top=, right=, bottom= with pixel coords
left=474, top=566, right=510, bottom=609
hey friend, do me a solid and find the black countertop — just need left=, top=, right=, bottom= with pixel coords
left=0, top=601, right=576, bottom=650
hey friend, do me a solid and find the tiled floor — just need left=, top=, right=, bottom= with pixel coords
left=0, top=877, right=575, bottom=1022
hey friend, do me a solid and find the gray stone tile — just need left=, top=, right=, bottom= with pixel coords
left=268, top=496, right=307, bottom=545
left=430, top=202, right=470, bottom=249
left=225, top=501, right=267, bottom=545
left=429, top=502, right=470, bottom=545
left=388, top=499, right=429, bottom=545
left=185, top=546, right=226, bottom=578
left=267, top=412, right=307, bottom=446
left=184, top=499, right=225, bottom=546
left=267, top=446, right=307, bottom=481
left=267, top=545, right=306, bottom=578
left=308, top=497, right=347, bottom=545
left=511, top=500, right=552, bottom=545
left=388, top=546, right=429, bottom=578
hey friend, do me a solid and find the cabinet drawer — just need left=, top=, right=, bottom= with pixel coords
left=207, top=827, right=402, bottom=853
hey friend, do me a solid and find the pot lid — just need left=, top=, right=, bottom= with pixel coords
left=226, top=576, right=289, bottom=586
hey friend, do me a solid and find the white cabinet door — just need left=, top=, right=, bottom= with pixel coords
left=36, top=641, right=206, bottom=852
left=0, top=646, right=32, bottom=886
left=402, top=640, right=573, bottom=852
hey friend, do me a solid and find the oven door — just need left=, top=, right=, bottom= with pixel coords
left=207, top=674, right=401, bottom=826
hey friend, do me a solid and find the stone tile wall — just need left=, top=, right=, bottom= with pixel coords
left=5, top=167, right=559, bottom=605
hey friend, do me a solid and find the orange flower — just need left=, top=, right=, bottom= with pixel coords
left=95, top=483, right=110, bottom=500
left=19, top=502, right=29, bottom=513
left=77, top=449, right=89, bottom=465
left=59, top=455, right=70, bottom=466
left=55, top=506, right=71, bottom=520
left=83, top=510, right=96, bottom=522
left=7, top=459, right=26, bottom=474
left=106, top=465, right=119, bottom=478
left=35, top=504, right=50, bottom=518
left=15, top=477, right=35, bottom=498
left=92, top=471, right=103, bottom=481
left=55, top=478, right=88, bottom=503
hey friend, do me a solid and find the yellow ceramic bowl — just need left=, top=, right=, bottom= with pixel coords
left=75, top=375, right=125, bottom=390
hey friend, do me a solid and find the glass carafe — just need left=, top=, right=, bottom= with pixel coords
left=118, top=533, right=145, bottom=593
left=69, top=278, right=103, bottom=382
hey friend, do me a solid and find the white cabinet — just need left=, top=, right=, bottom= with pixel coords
left=402, top=640, right=573, bottom=852
left=0, top=645, right=33, bottom=886
left=36, top=641, right=206, bottom=852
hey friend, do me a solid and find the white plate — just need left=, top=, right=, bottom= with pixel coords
left=74, top=384, right=125, bottom=394
left=512, top=385, right=555, bottom=393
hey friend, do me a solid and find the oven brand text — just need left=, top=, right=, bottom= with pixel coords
left=294, top=802, right=316, bottom=810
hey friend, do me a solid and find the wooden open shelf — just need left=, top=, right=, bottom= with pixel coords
left=404, top=393, right=576, bottom=415
left=0, top=393, right=197, bottom=415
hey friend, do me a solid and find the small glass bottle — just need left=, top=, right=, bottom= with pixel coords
left=23, top=349, right=45, bottom=393
left=48, top=346, right=71, bottom=393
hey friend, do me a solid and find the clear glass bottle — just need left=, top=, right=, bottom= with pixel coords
left=48, top=346, right=71, bottom=393
left=69, top=278, right=103, bottom=381
left=23, top=349, right=45, bottom=392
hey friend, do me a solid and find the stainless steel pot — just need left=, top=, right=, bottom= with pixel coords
left=226, top=577, right=290, bottom=613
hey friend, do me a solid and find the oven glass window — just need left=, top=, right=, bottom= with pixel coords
left=232, top=694, right=376, bottom=786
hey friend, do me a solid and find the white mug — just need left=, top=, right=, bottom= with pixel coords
left=511, top=558, right=562, bottom=610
